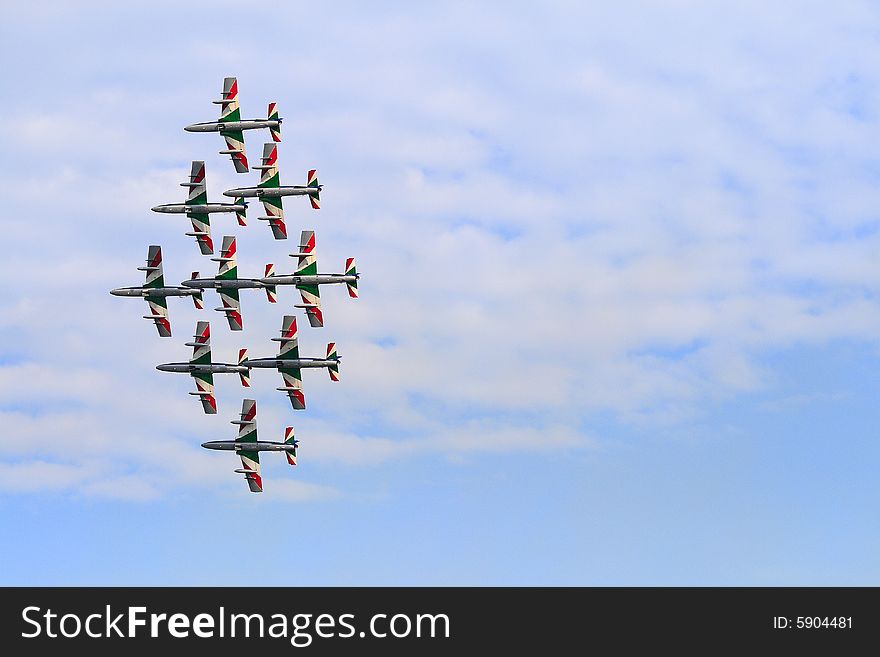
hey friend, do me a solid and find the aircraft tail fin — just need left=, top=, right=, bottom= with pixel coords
left=307, top=169, right=321, bottom=209
left=345, top=257, right=358, bottom=298
left=238, top=348, right=250, bottom=387
left=188, top=272, right=204, bottom=309
left=263, top=264, right=277, bottom=303
left=284, top=426, right=298, bottom=466
left=268, top=102, right=281, bottom=142
left=234, top=197, right=247, bottom=226
left=327, top=342, right=340, bottom=381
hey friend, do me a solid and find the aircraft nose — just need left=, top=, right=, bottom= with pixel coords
left=109, top=288, right=123, bottom=296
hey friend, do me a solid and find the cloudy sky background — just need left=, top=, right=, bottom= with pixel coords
left=1, top=1, right=879, bottom=584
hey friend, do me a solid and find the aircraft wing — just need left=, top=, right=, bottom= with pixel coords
left=276, top=315, right=305, bottom=409
left=184, top=162, right=214, bottom=255
left=218, top=287, right=243, bottom=331
left=191, top=371, right=217, bottom=414
left=295, top=231, right=322, bottom=327
left=186, top=213, right=214, bottom=255
left=220, top=128, right=249, bottom=173
left=189, top=321, right=217, bottom=413
left=143, top=245, right=165, bottom=287
left=256, top=144, right=286, bottom=239
left=277, top=315, right=300, bottom=359
left=214, top=236, right=243, bottom=330
left=298, top=286, right=322, bottom=327
left=279, top=366, right=305, bottom=410
left=260, top=196, right=287, bottom=240
left=234, top=399, right=262, bottom=492
left=217, top=78, right=248, bottom=173
left=144, top=295, right=172, bottom=337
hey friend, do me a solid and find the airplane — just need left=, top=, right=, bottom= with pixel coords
left=262, top=230, right=359, bottom=327
left=184, top=231, right=359, bottom=330
left=110, top=245, right=203, bottom=337
left=184, top=76, right=282, bottom=174
left=241, top=315, right=339, bottom=410
left=183, top=235, right=269, bottom=331
left=201, top=399, right=299, bottom=493
left=223, top=143, right=321, bottom=240
left=155, top=321, right=250, bottom=414
left=151, top=161, right=247, bottom=255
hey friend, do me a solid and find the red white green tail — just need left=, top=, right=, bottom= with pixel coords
left=284, top=426, right=298, bottom=466
left=345, top=257, right=358, bottom=298
left=327, top=342, right=340, bottom=382
left=190, top=272, right=204, bottom=309
left=263, top=263, right=277, bottom=303
left=268, top=102, right=281, bottom=142
left=234, top=197, right=247, bottom=226
left=238, top=348, right=250, bottom=387
left=307, top=169, right=321, bottom=209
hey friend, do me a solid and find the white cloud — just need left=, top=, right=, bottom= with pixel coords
left=0, top=461, right=93, bottom=493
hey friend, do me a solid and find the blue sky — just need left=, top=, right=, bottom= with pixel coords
left=1, top=1, right=880, bottom=584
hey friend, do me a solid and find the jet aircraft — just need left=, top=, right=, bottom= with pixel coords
left=184, top=236, right=268, bottom=331
left=202, top=399, right=299, bottom=493
left=223, top=143, right=321, bottom=240
left=241, top=315, right=339, bottom=410
left=184, top=231, right=358, bottom=330
left=110, top=245, right=203, bottom=337
left=151, top=161, right=247, bottom=255
left=184, top=77, right=281, bottom=173
left=156, top=321, right=249, bottom=414
left=263, top=230, right=358, bottom=327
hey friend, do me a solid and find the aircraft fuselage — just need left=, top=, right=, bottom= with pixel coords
left=223, top=186, right=317, bottom=199
left=262, top=274, right=358, bottom=286
left=245, top=357, right=338, bottom=370
left=183, top=278, right=266, bottom=290
left=184, top=119, right=281, bottom=133
left=156, top=362, right=247, bottom=374
left=201, top=440, right=294, bottom=453
left=151, top=203, right=245, bottom=214
left=110, top=286, right=199, bottom=298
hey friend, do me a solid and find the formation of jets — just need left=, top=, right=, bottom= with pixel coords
left=112, top=77, right=358, bottom=492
